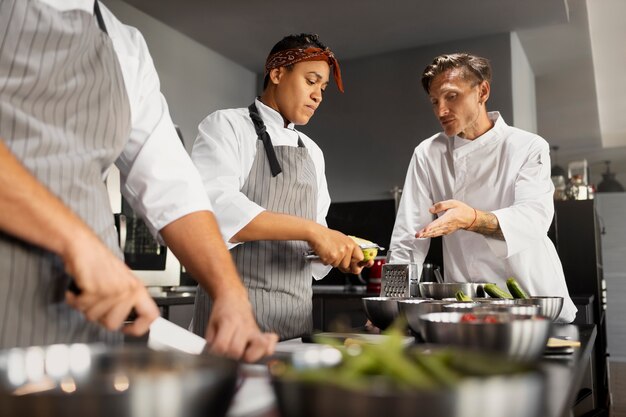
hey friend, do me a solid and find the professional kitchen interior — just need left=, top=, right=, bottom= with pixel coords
left=1, top=0, right=625, bottom=416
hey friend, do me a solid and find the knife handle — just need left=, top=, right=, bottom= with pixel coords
left=67, top=278, right=138, bottom=321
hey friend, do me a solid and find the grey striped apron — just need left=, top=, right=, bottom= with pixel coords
left=0, top=0, right=131, bottom=348
left=192, top=103, right=317, bottom=340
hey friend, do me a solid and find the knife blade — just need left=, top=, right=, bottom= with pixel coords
left=67, top=279, right=207, bottom=354
left=147, top=317, right=207, bottom=354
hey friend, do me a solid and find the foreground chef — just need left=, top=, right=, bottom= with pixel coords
left=0, top=0, right=277, bottom=360
left=191, top=34, right=372, bottom=340
left=389, top=52, right=576, bottom=322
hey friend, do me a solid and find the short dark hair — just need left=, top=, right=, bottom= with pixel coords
left=262, top=33, right=328, bottom=90
left=421, top=53, right=492, bottom=94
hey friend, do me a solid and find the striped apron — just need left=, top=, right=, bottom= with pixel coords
left=0, top=0, right=131, bottom=348
left=192, top=103, right=317, bottom=340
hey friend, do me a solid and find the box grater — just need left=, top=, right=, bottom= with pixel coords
left=381, top=251, right=420, bottom=297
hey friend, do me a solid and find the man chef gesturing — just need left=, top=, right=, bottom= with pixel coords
left=0, top=0, right=277, bottom=360
left=389, top=53, right=576, bottom=322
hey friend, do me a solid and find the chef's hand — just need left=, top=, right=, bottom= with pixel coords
left=416, top=200, right=476, bottom=238
left=308, top=225, right=367, bottom=272
left=64, top=229, right=160, bottom=336
left=205, top=293, right=279, bottom=362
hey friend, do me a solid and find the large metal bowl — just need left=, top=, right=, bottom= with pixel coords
left=444, top=302, right=541, bottom=316
left=441, top=302, right=483, bottom=313
left=0, top=344, right=238, bottom=417
left=271, top=346, right=545, bottom=417
left=473, top=297, right=518, bottom=305
left=418, top=282, right=492, bottom=299
left=513, top=296, right=564, bottom=321
left=419, top=312, right=552, bottom=362
left=474, top=303, right=541, bottom=316
left=362, top=297, right=422, bottom=329
left=397, top=299, right=451, bottom=337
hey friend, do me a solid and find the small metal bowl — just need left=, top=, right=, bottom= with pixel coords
left=473, top=298, right=517, bottom=305
left=474, top=304, right=541, bottom=316
left=419, top=311, right=552, bottom=362
left=443, top=302, right=541, bottom=317
left=362, top=297, right=413, bottom=329
left=418, top=282, right=492, bottom=299
left=397, top=299, right=450, bottom=336
left=441, top=302, right=483, bottom=313
left=513, top=296, right=564, bottom=321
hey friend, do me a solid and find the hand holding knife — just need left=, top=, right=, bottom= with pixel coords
left=65, top=277, right=159, bottom=338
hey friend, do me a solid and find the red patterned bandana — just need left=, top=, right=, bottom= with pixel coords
left=264, top=47, right=344, bottom=93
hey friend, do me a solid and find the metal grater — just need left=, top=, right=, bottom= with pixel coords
left=381, top=251, right=420, bottom=297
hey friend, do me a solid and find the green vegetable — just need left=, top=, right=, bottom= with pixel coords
left=484, top=283, right=513, bottom=299
left=506, top=277, right=529, bottom=299
left=455, top=290, right=473, bottom=302
left=277, top=319, right=530, bottom=393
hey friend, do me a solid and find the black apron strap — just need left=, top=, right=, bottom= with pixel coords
left=93, top=0, right=108, bottom=34
left=248, top=102, right=282, bottom=177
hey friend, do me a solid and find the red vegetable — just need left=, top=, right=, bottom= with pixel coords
left=483, top=315, right=499, bottom=324
left=460, top=313, right=477, bottom=322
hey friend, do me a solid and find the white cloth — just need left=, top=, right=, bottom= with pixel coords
left=37, top=0, right=212, bottom=238
left=390, top=112, right=577, bottom=322
left=191, top=98, right=332, bottom=279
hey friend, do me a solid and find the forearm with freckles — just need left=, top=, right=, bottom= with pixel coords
left=469, top=210, right=504, bottom=240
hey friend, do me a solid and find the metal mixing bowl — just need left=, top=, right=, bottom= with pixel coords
left=513, top=296, right=564, bottom=321
left=271, top=346, right=545, bottom=417
left=441, top=302, right=483, bottom=313
left=444, top=302, right=541, bottom=316
left=473, top=298, right=517, bottom=305
left=418, top=282, right=492, bottom=299
left=474, top=303, right=541, bottom=316
left=397, top=299, right=450, bottom=337
left=362, top=297, right=421, bottom=329
left=0, top=344, right=238, bottom=417
left=419, top=311, right=552, bottom=362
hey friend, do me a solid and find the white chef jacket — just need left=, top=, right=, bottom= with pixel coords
left=191, top=98, right=332, bottom=279
left=38, top=0, right=212, bottom=239
left=390, top=112, right=577, bottom=322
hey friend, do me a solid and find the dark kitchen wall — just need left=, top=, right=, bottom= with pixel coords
left=293, top=33, right=514, bottom=202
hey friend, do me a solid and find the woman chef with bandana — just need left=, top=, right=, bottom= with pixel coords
left=191, top=34, right=373, bottom=340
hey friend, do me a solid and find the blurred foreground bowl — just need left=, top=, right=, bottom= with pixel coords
left=0, top=344, right=238, bottom=417
left=419, top=312, right=551, bottom=362
left=271, top=346, right=545, bottom=417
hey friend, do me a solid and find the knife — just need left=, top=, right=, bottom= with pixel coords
left=67, top=279, right=207, bottom=354
left=147, top=317, right=207, bottom=354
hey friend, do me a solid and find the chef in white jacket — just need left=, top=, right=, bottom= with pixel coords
left=191, top=34, right=372, bottom=340
left=389, top=52, right=576, bottom=322
left=0, top=0, right=276, bottom=360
